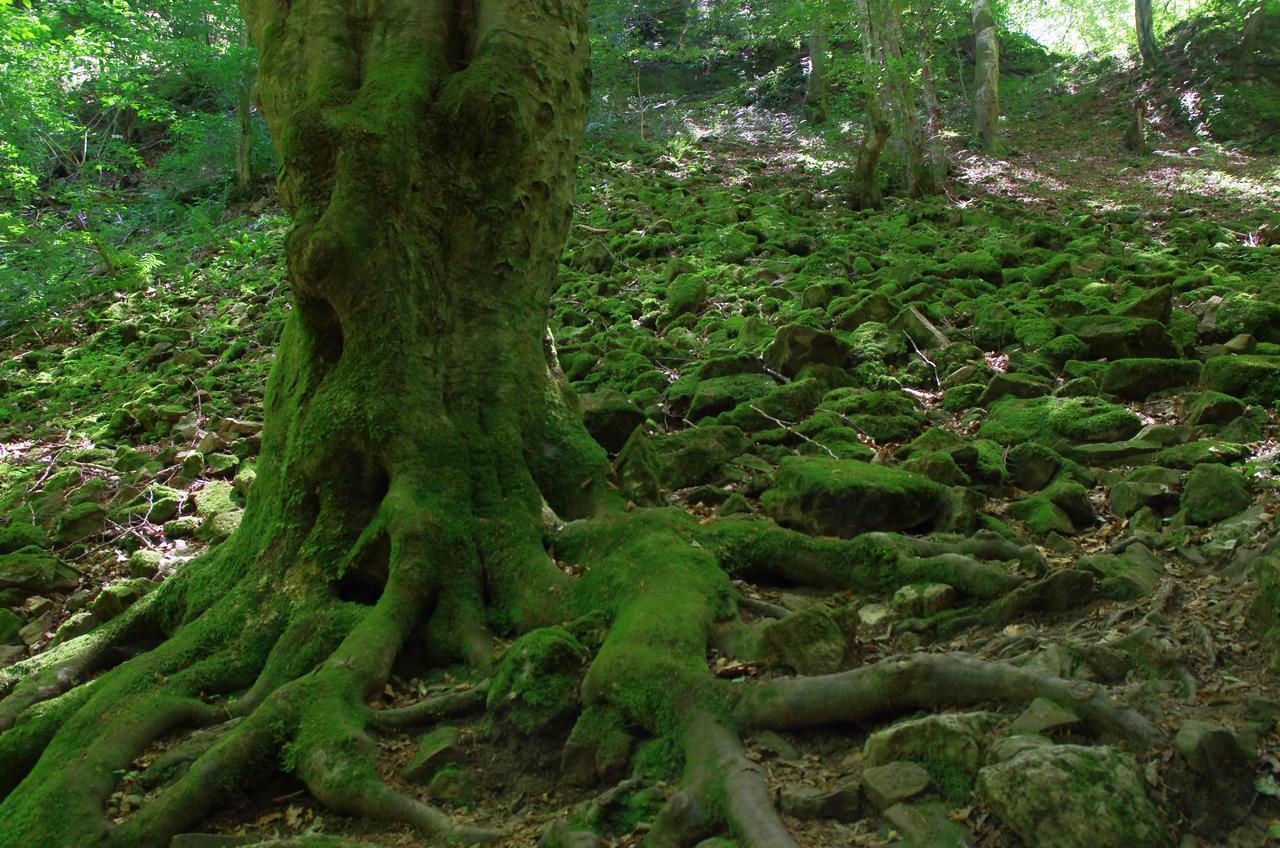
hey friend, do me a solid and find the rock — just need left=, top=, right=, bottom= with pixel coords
left=978, top=372, right=1052, bottom=406
left=762, top=456, right=944, bottom=538
left=0, top=522, right=46, bottom=554
left=1173, top=720, right=1255, bottom=835
left=977, top=744, right=1167, bottom=848
left=539, top=821, right=603, bottom=848
left=1118, top=284, right=1172, bottom=322
left=164, top=516, right=201, bottom=539
left=1155, top=439, right=1249, bottom=469
left=883, top=800, right=976, bottom=848
left=614, top=428, right=663, bottom=505
left=51, top=610, right=98, bottom=645
left=18, top=611, right=53, bottom=646
left=762, top=607, right=846, bottom=675
left=1010, top=697, right=1082, bottom=736
left=650, top=425, right=748, bottom=490
left=426, top=765, right=476, bottom=807
left=1186, top=391, right=1245, bottom=426
left=1007, top=443, right=1062, bottom=492
left=764, top=324, right=852, bottom=378
left=779, top=779, right=862, bottom=821
left=892, top=583, right=955, bottom=618
left=988, top=734, right=1053, bottom=763
left=862, top=761, right=933, bottom=811
left=580, top=390, right=645, bottom=454
left=53, top=502, right=107, bottom=545
left=487, top=627, right=585, bottom=736
left=1201, top=355, right=1280, bottom=405
left=403, top=726, right=462, bottom=784
left=127, top=549, right=163, bottom=579
left=178, top=450, right=205, bottom=478
left=863, top=712, right=998, bottom=801
left=193, top=481, right=238, bottom=518
left=232, top=466, right=257, bottom=497
left=1181, top=463, right=1251, bottom=525
left=1008, top=481, right=1097, bottom=536
left=1060, top=315, right=1176, bottom=359
left=688, top=373, right=777, bottom=421
left=980, top=396, right=1142, bottom=446
left=664, top=274, right=707, bottom=321
left=1076, top=544, right=1163, bottom=599
left=900, top=451, right=970, bottom=486
left=0, top=549, right=79, bottom=594
left=0, top=608, right=22, bottom=643
left=857, top=603, right=894, bottom=627
left=753, top=730, right=800, bottom=761
left=1100, top=358, right=1200, bottom=399
left=893, top=306, right=950, bottom=350
left=215, top=417, right=263, bottom=438
left=204, top=453, right=238, bottom=478
left=1108, top=481, right=1177, bottom=517
left=88, top=578, right=154, bottom=621
left=197, top=509, right=242, bottom=544
left=1064, top=439, right=1162, bottom=467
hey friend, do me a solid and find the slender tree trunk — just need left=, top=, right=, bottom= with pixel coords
left=805, top=23, right=830, bottom=124
left=850, top=93, right=892, bottom=209
left=231, top=28, right=254, bottom=201
left=1136, top=0, right=1159, bottom=68
left=918, top=29, right=948, bottom=186
left=972, top=0, right=1000, bottom=151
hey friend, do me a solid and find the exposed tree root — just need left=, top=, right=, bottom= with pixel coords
left=648, top=714, right=797, bottom=848
left=365, top=680, right=490, bottom=731
left=735, top=651, right=1160, bottom=749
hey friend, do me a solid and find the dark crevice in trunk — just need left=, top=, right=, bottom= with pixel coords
left=337, top=532, right=391, bottom=605
left=447, top=0, right=478, bottom=72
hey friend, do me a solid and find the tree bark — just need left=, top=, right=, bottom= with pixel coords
left=805, top=22, right=830, bottom=124
left=972, top=0, right=1000, bottom=151
left=1136, top=0, right=1159, bottom=68
left=231, top=27, right=254, bottom=201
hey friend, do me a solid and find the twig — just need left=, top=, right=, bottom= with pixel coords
left=747, top=404, right=837, bottom=459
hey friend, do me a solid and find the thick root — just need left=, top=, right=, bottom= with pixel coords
left=647, top=714, right=797, bottom=848
left=735, top=651, right=1160, bottom=749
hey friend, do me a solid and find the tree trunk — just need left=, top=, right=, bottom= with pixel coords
left=0, top=1, right=605, bottom=843
left=231, top=27, right=254, bottom=201
left=852, top=0, right=936, bottom=201
left=805, top=23, right=830, bottom=124
left=918, top=27, right=948, bottom=186
left=972, top=0, right=1000, bottom=151
left=1136, top=0, right=1159, bottom=68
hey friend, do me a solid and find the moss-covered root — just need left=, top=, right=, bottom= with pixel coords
left=706, top=520, right=1026, bottom=599
left=647, top=713, right=798, bottom=848
left=734, top=652, right=1160, bottom=750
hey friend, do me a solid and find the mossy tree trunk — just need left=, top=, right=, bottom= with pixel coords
left=231, top=27, right=255, bottom=201
left=0, top=2, right=1165, bottom=845
left=972, top=0, right=1000, bottom=151
left=1136, top=0, right=1159, bottom=68
left=805, top=21, right=830, bottom=124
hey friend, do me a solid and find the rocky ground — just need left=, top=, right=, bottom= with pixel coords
left=3, top=77, right=1280, bottom=846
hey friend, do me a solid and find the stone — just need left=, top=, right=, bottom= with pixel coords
left=762, top=607, right=846, bottom=675
left=1076, top=545, right=1163, bottom=599
left=487, top=628, right=585, bottom=736
left=178, top=450, right=205, bottom=479
left=1186, top=391, right=1245, bottom=426
left=978, top=372, right=1052, bottom=406
left=1173, top=720, right=1255, bottom=834
left=197, top=509, right=242, bottom=543
left=1100, top=358, right=1200, bottom=399
left=127, top=549, right=163, bottom=579
left=53, top=502, right=107, bottom=545
left=88, top=578, right=154, bottom=621
left=0, top=522, right=46, bottom=554
left=1064, top=439, right=1162, bottom=467
left=1060, top=315, right=1176, bottom=360
left=403, top=726, right=462, bottom=784
left=1181, top=463, right=1251, bottom=525
left=688, top=373, right=777, bottom=421
left=1007, top=442, right=1063, bottom=492
left=988, top=734, right=1053, bottom=763
left=862, top=761, right=933, bottom=811
left=426, top=765, right=476, bottom=807
left=882, top=800, right=976, bottom=848
left=762, top=456, right=944, bottom=539
left=1201, top=355, right=1280, bottom=405
left=892, top=583, right=955, bottom=618
left=764, top=324, right=852, bottom=378
left=580, top=389, right=645, bottom=454
left=1108, top=481, right=1176, bottom=517
left=204, top=453, right=239, bottom=478
left=232, top=466, right=257, bottom=497
left=0, top=549, right=79, bottom=595
left=753, top=730, right=800, bottom=761
left=863, top=712, right=998, bottom=801
left=538, top=821, right=603, bottom=848
left=1010, top=697, right=1082, bottom=736
left=857, top=603, right=894, bottom=627
left=193, top=481, right=238, bottom=518
left=779, top=779, right=862, bottom=821
left=893, top=306, right=950, bottom=349
left=52, top=610, right=98, bottom=645
left=18, top=611, right=53, bottom=646
left=0, top=607, right=22, bottom=643
left=977, top=744, right=1167, bottom=848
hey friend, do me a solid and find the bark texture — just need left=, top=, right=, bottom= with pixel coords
left=972, top=0, right=1000, bottom=151
left=1136, top=0, right=1159, bottom=68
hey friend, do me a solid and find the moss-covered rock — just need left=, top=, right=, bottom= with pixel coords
left=764, top=324, right=851, bottom=378
left=1100, top=358, right=1201, bottom=399
left=688, top=373, right=777, bottom=421
left=761, top=456, right=944, bottom=538
left=1201, top=355, right=1280, bottom=405
left=0, top=522, right=46, bottom=555
left=980, top=396, right=1142, bottom=446
left=581, top=389, right=645, bottom=454
left=977, top=745, right=1168, bottom=848
left=1060, top=315, right=1176, bottom=359
left=488, top=627, right=587, bottom=737
left=1181, top=463, right=1251, bottom=525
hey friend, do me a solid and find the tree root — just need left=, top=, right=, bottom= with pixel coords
left=735, top=651, right=1160, bottom=749
left=647, top=713, right=797, bottom=848
left=365, top=680, right=489, bottom=731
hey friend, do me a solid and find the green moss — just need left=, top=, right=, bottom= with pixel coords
left=979, top=396, right=1142, bottom=446
left=1202, top=355, right=1280, bottom=405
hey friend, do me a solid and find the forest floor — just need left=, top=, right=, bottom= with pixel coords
left=3, top=66, right=1280, bottom=847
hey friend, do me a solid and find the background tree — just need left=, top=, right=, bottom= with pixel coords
left=973, top=0, right=1000, bottom=148
left=1136, top=0, right=1160, bottom=66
